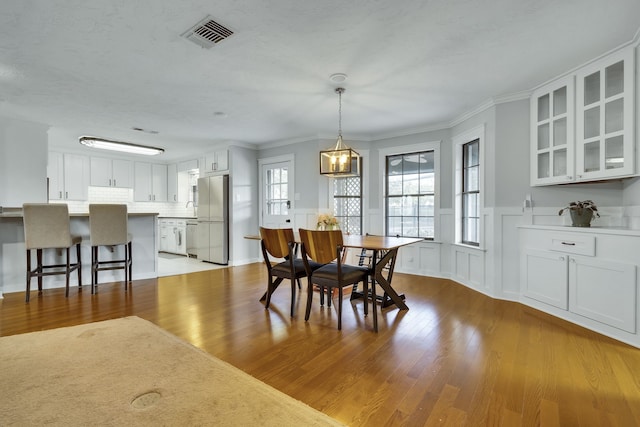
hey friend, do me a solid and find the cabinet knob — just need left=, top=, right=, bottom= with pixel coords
left=559, top=256, right=565, bottom=261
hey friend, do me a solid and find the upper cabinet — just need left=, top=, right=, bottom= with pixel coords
left=48, top=152, right=90, bottom=201
left=90, top=157, right=133, bottom=188
left=530, top=46, right=636, bottom=186
left=202, top=149, right=228, bottom=174
left=575, top=47, right=635, bottom=181
left=530, top=76, right=575, bottom=185
left=134, top=162, right=167, bottom=202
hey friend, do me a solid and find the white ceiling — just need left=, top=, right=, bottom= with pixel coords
left=1, top=0, right=639, bottom=161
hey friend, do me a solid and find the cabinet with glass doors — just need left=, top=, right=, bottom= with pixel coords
left=576, top=46, right=635, bottom=180
left=530, top=45, right=635, bottom=186
left=530, top=76, right=574, bottom=185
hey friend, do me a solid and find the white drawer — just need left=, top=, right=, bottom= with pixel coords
left=176, top=219, right=186, bottom=227
left=547, top=233, right=595, bottom=256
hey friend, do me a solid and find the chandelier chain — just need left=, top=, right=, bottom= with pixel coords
left=338, top=88, right=342, bottom=138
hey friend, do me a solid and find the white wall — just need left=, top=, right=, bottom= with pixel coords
left=0, top=117, right=49, bottom=206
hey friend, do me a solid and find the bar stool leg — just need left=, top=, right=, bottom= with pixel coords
left=76, top=243, right=82, bottom=291
left=25, top=249, right=32, bottom=302
left=65, top=247, right=70, bottom=298
left=36, top=249, right=43, bottom=293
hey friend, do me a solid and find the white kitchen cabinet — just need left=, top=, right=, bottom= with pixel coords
left=90, top=157, right=132, bottom=188
left=167, top=163, right=178, bottom=202
left=576, top=46, right=635, bottom=181
left=530, top=76, right=575, bottom=185
left=159, top=218, right=186, bottom=255
left=521, top=248, right=569, bottom=309
left=530, top=45, right=636, bottom=186
left=520, top=226, right=638, bottom=341
left=203, top=149, right=228, bottom=173
left=47, top=152, right=90, bottom=201
left=134, top=162, right=167, bottom=202
left=569, top=256, right=636, bottom=333
left=47, top=152, right=64, bottom=201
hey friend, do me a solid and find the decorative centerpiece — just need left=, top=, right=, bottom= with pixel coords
left=317, top=213, right=339, bottom=230
left=558, top=200, right=600, bottom=227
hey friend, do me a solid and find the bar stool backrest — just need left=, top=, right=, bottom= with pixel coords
left=23, top=203, right=73, bottom=249
left=89, top=204, right=128, bottom=246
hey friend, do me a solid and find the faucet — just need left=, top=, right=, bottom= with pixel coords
left=185, top=200, right=196, bottom=217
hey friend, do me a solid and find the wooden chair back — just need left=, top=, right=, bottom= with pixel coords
left=259, top=227, right=295, bottom=259
left=298, top=229, right=343, bottom=264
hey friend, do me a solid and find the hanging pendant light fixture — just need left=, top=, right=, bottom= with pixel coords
left=319, top=87, right=360, bottom=177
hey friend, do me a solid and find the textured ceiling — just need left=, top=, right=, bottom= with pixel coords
left=1, top=0, right=639, bottom=161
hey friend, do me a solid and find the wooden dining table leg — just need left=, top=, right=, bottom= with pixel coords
left=374, top=249, right=408, bottom=310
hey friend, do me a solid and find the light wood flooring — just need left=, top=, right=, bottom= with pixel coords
left=1, top=264, right=640, bottom=426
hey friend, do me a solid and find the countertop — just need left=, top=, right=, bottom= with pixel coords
left=518, top=224, right=640, bottom=237
left=0, top=210, right=159, bottom=219
left=158, top=216, right=197, bottom=220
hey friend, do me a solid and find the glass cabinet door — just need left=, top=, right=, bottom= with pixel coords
left=576, top=47, right=635, bottom=180
left=530, top=76, right=574, bottom=185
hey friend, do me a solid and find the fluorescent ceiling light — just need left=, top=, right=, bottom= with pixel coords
left=79, top=136, right=164, bottom=156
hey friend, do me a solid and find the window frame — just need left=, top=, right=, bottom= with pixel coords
left=378, top=141, right=441, bottom=240
left=461, top=139, right=480, bottom=246
left=453, top=125, right=485, bottom=249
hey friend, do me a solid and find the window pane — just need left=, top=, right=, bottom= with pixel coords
left=403, top=217, right=418, bottom=237
left=402, top=196, right=419, bottom=216
left=419, top=217, right=434, bottom=238
left=388, top=175, right=403, bottom=196
left=388, top=197, right=402, bottom=216
left=418, top=195, right=434, bottom=217
left=387, top=156, right=403, bottom=175
left=387, top=216, right=402, bottom=236
left=403, top=174, right=419, bottom=195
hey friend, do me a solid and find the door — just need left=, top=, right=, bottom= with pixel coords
left=260, top=159, right=293, bottom=228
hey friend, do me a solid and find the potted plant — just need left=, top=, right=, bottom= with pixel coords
left=558, top=200, right=600, bottom=227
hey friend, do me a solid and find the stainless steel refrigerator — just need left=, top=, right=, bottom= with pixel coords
left=197, top=175, right=229, bottom=264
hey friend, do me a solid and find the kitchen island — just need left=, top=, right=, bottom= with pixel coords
left=0, top=210, right=158, bottom=298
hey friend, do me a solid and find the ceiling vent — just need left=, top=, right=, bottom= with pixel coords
left=181, top=15, right=234, bottom=49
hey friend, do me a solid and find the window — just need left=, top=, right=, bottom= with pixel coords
left=333, top=176, right=362, bottom=234
left=265, top=164, right=289, bottom=215
left=461, top=139, right=480, bottom=246
left=385, top=151, right=434, bottom=238
left=453, top=124, right=483, bottom=247
left=333, top=159, right=362, bottom=234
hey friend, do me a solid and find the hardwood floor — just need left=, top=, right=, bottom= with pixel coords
left=2, top=263, right=640, bottom=426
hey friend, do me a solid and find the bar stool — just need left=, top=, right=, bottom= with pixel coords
left=89, top=204, right=132, bottom=294
left=22, top=203, right=83, bottom=302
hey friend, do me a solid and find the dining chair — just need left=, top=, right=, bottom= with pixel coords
left=89, top=204, right=132, bottom=294
left=22, top=203, right=83, bottom=302
left=299, top=228, right=371, bottom=330
left=259, top=227, right=323, bottom=317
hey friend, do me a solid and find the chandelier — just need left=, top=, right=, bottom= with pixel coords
left=319, top=87, right=360, bottom=177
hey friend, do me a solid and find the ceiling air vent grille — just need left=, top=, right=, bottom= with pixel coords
left=181, top=15, right=233, bottom=49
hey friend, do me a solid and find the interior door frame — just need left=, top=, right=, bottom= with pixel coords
left=258, top=154, right=295, bottom=228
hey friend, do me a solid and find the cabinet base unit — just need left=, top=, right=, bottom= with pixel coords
left=519, top=225, right=640, bottom=348
left=570, top=257, right=636, bottom=333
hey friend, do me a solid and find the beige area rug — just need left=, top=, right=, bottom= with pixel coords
left=0, top=316, right=344, bottom=426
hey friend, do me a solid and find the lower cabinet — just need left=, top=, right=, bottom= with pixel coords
left=569, top=256, right=636, bottom=333
left=159, top=219, right=186, bottom=255
left=520, top=226, right=638, bottom=339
